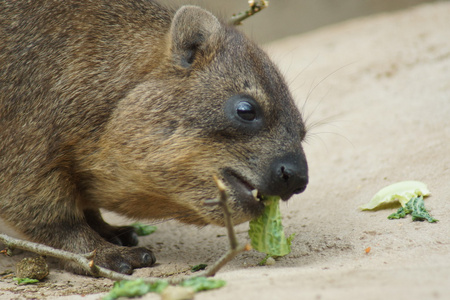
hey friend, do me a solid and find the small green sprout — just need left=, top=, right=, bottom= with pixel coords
left=129, top=223, right=157, bottom=236
left=14, top=277, right=40, bottom=285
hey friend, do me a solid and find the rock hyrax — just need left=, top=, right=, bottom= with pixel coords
left=0, top=0, right=308, bottom=274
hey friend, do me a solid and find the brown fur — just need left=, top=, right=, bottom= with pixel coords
left=0, top=0, right=308, bottom=274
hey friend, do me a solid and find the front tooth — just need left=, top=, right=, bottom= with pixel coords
left=251, top=189, right=259, bottom=200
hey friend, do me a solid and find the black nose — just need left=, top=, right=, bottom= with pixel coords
left=267, top=153, right=308, bottom=200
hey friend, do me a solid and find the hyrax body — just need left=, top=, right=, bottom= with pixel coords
left=0, top=0, right=308, bottom=274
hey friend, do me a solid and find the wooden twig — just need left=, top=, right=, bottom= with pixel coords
left=229, top=0, right=269, bottom=26
left=0, top=234, right=141, bottom=282
left=0, top=177, right=249, bottom=283
left=200, top=176, right=251, bottom=277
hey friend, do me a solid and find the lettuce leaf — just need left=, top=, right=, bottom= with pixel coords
left=180, top=277, right=226, bottom=292
left=359, top=181, right=430, bottom=210
left=103, top=277, right=225, bottom=300
left=103, top=279, right=168, bottom=300
left=248, top=196, right=293, bottom=257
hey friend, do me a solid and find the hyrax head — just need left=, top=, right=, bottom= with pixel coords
left=95, top=6, right=308, bottom=226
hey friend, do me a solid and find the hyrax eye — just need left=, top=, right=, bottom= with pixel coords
left=225, top=95, right=263, bottom=132
left=236, top=101, right=256, bottom=121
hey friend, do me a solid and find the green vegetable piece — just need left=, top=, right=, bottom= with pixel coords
left=191, top=264, right=208, bottom=272
left=387, top=206, right=409, bottom=219
left=258, top=254, right=272, bottom=266
left=388, top=196, right=438, bottom=223
left=148, top=280, right=170, bottom=294
left=130, top=223, right=157, bottom=236
left=103, top=279, right=168, bottom=300
left=359, top=181, right=430, bottom=210
left=14, top=277, right=39, bottom=285
left=180, top=277, right=226, bottom=292
left=248, top=196, right=293, bottom=257
left=103, top=277, right=225, bottom=300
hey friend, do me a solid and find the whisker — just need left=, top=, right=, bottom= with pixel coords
left=302, top=84, right=331, bottom=127
left=306, top=130, right=354, bottom=149
left=294, top=61, right=356, bottom=124
left=305, top=62, right=355, bottom=101
left=288, top=54, right=319, bottom=88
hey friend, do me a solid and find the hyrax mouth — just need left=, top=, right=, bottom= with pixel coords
left=221, top=169, right=266, bottom=212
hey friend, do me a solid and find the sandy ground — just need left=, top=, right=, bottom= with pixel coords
left=1, top=2, right=450, bottom=299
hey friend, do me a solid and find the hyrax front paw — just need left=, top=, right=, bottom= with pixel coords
left=94, top=246, right=156, bottom=274
left=83, top=210, right=139, bottom=247
left=100, top=225, right=140, bottom=247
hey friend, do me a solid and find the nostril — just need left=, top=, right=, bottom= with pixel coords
left=273, top=160, right=308, bottom=199
left=280, top=166, right=290, bottom=181
left=268, top=153, right=308, bottom=200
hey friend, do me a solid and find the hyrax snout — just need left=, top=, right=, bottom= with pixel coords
left=0, top=0, right=308, bottom=274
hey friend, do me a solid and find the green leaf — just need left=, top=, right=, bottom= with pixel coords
left=14, top=277, right=39, bottom=285
left=258, top=254, right=271, bottom=266
left=248, top=196, right=293, bottom=257
left=103, top=277, right=225, bottom=300
left=387, top=206, right=409, bottom=219
left=180, top=277, right=226, bottom=292
left=130, top=223, right=157, bottom=236
left=191, top=264, right=208, bottom=272
left=388, top=196, right=438, bottom=223
left=359, top=181, right=430, bottom=210
left=148, top=280, right=170, bottom=294
left=103, top=279, right=168, bottom=300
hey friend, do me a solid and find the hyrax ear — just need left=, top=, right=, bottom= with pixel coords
left=169, top=5, right=221, bottom=68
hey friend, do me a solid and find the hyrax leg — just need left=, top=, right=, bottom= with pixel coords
left=84, top=209, right=139, bottom=247
left=31, top=213, right=154, bottom=274
left=1, top=173, right=155, bottom=274
left=30, top=214, right=155, bottom=274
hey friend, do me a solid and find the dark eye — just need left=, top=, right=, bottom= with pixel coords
left=224, top=95, right=263, bottom=133
left=236, top=101, right=256, bottom=121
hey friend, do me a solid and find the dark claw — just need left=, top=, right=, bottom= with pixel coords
left=108, top=236, right=123, bottom=246
left=127, top=247, right=156, bottom=268
left=94, top=246, right=156, bottom=274
left=114, top=226, right=139, bottom=247
left=117, top=262, right=133, bottom=275
left=141, top=251, right=156, bottom=266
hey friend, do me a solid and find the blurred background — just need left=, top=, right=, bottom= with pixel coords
left=165, top=0, right=445, bottom=43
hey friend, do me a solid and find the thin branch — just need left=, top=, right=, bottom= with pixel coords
left=0, top=177, right=250, bottom=283
left=228, top=0, right=269, bottom=26
left=200, top=176, right=251, bottom=277
left=0, top=234, right=140, bottom=282
left=199, top=244, right=250, bottom=278
left=213, top=175, right=238, bottom=249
